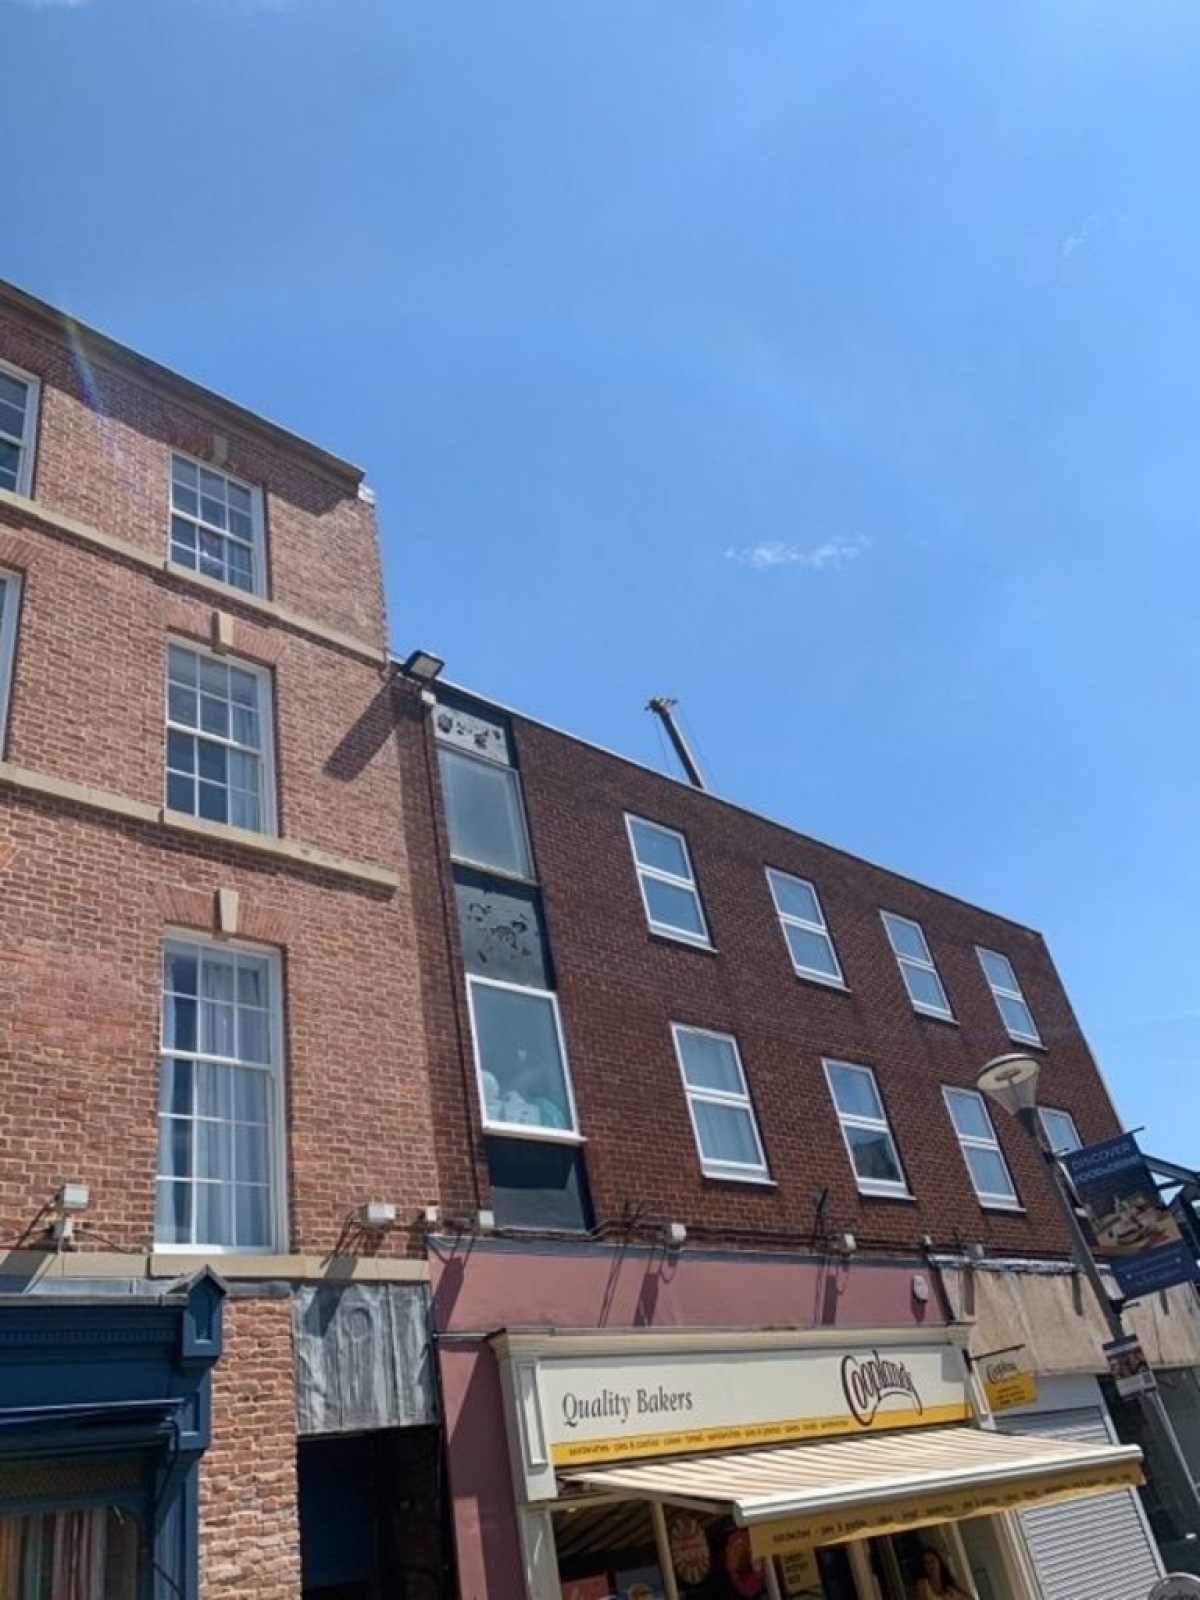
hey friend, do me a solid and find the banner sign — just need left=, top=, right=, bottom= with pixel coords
left=1104, top=1335, right=1158, bottom=1398
left=1062, top=1133, right=1199, bottom=1297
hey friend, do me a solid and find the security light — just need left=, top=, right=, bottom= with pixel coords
left=400, top=649, right=445, bottom=684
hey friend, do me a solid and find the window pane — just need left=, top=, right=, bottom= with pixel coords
left=472, top=983, right=573, bottom=1131
left=677, top=1031, right=742, bottom=1094
left=902, top=961, right=950, bottom=1013
left=784, top=923, right=840, bottom=978
left=155, top=1180, right=191, bottom=1243
left=827, top=1063, right=882, bottom=1120
left=235, top=1184, right=270, bottom=1249
left=945, top=1089, right=991, bottom=1140
left=0, top=440, right=18, bottom=492
left=1041, top=1109, right=1081, bottom=1153
left=845, top=1125, right=904, bottom=1187
left=0, top=371, right=28, bottom=411
left=769, top=871, right=821, bottom=924
left=630, top=819, right=689, bottom=878
left=966, top=1144, right=1016, bottom=1201
left=197, top=1182, right=232, bottom=1244
left=440, top=749, right=531, bottom=876
left=998, top=993, right=1038, bottom=1039
left=884, top=914, right=930, bottom=961
left=979, top=949, right=1016, bottom=989
left=692, top=1100, right=762, bottom=1168
left=643, top=876, right=706, bottom=938
left=164, top=993, right=197, bottom=1052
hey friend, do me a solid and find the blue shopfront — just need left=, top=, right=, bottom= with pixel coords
left=0, top=1269, right=224, bottom=1600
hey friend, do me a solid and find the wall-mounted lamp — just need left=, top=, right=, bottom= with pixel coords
left=965, top=1240, right=987, bottom=1263
left=662, top=1222, right=687, bottom=1247
left=356, top=1201, right=397, bottom=1231
left=399, top=648, right=445, bottom=685
left=57, top=1183, right=89, bottom=1213
left=837, top=1231, right=857, bottom=1256
left=474, top=1209, right=496, bottom=1234
left=419, top=1204, right=441, bottom=1227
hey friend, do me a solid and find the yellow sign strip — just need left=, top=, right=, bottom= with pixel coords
left=748, top=1461, right=1145, bottom=1559
left=551, top=1402, right=972, bottom=1467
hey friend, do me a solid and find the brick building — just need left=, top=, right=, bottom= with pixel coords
left=0, top=283, right=446, bottom=1600
left=396, top=679, right=1200, bottom=1600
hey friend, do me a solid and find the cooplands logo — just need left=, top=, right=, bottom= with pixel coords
left=840, top=1350, right=923, bottom=1426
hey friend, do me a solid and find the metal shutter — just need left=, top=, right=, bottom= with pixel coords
left=999, top=1407, right=1162, bottom=1600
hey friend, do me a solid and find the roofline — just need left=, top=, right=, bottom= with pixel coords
left=393, top=661, right=1046, bottom=940
left=0, top=280, right=365, bottom=487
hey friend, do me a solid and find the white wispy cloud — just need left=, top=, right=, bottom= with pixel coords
left=1062, top=213, right=1102, bottom=260
left=724, top=534, right=870, bottom=573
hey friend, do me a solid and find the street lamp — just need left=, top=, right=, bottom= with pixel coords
left=976, top=1053, right=1200, bottom=1537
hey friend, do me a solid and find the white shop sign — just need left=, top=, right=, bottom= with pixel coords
left=495, top=1332, right=972, bottom=1498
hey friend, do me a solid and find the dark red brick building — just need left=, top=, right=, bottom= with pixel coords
left=398, top=680, right=1196, bottom=1600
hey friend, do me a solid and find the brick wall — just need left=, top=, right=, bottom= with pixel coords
left=407, top=690, right=1123, bottom=1262
left=0, top=298, right=384, bottom=643
left=200, top=1295, right=300, bottom=1600
left=0, top=292, right=439, bottom=1257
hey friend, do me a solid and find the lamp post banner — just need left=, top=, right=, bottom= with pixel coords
left=1062, top=1133, right=1199, bottom=1297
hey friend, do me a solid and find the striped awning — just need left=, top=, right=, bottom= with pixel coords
left=562, top=1425, right=1144, bottom=1559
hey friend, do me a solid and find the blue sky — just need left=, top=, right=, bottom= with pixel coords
left=5, top=0, right=1197, bottom=1159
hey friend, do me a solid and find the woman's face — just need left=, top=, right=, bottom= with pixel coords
left=922, top=1550, right=942, bottom=1579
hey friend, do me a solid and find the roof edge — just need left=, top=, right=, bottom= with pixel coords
left=0, top=280, right=365, bottom=487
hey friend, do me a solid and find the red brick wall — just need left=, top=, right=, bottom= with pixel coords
left=200, top=1295, right=300, bottom=1600
left=0, top=297, right=384, bottom=643
left=0, top=300, right=438, bottom=1257
left=408, top=693, right=1123, bottom=1263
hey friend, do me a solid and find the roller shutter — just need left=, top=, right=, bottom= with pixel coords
left=1000, top=1407, right=1162, bottom=1600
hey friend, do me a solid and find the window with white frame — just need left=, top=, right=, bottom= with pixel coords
left=881, top=911, right=953, bottom=1019
left=626, top=816, right=710, bottom=947
left=943, top=1086, right=1020, bottom=1208
left=672, top=1025, right=770, bottom=1182
left=977, top=947, right=1041, bottom=1044
left=0, top=568, right=22, bottom=751
left=468, top=976, right=578, bottom=1136
left=156, top=937, right=283, bottom=1251
left=1039, top=1105, right=1082, bottom=1154
left=823, top=1060, right=909, bottom=1197
left=439, top=745, right=532, bottom=878
left=165, top=642, right=274, bottom=832
left=766, top=868, right=843, bottom=985
left=0, top=361, right=39, bottom=498
left=170, top=454, right=264, bottom=594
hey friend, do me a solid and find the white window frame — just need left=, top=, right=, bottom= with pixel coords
left=0, top=567, right=22, bottom=753
left=466, top=974, right=582, bottom=1143
left=625, top=814, right=711, bottom=949
left=976, top=946, right=1042, bottom=1045
left=822, top=1059, right=911, bottom=1199
left=0, top=359, right=40, bottom=499
left=438, top=743, right=534, bottom=882
left=671, top=1024, right=771, bottom=1184
left=765, top=867, right=844, bottom=987
left=881, top=911, right=954, bottom=1020
left=164, top=638, right=277, bottom=835
left=943, top=1085, right=1021, bottom=1210
left=1039, top=1105, right=1082, bottom=1155
left=169, top=451, right=266, bottom=596
left=155, top=932, right=287, bottom=1254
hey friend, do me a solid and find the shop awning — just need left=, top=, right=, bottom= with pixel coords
left=562, top=1425, right=1144, bottom=1560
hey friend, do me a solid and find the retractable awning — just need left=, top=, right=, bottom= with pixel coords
left=562, top=1425, right=1144, bottom=1560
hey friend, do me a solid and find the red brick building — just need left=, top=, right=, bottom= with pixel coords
left=0, top=282, right=445, bottom=1600
left=397, top=680, right=1199, bottom=1600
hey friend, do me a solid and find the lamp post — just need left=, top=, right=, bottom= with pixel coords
left=976, top=1053, right=1200, bottom=1540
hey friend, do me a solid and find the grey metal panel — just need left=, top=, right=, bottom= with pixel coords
left=293, top=1283, right=436, bottom=1436
left=433, top=699, right=511, bottom=764
left=1001, top=1407, right=1162, bottom=1600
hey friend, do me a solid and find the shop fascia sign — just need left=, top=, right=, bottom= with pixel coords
left=493, top=1329, right=973, bottom=1499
